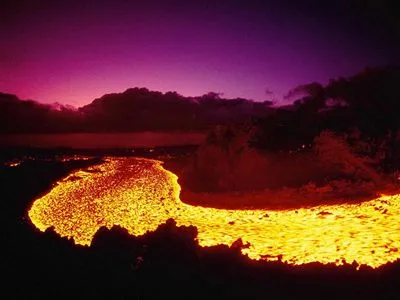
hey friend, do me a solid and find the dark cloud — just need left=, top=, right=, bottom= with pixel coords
left=284, top=82, right=323, bottom=100
left=265, top=88, right=274, bottom=96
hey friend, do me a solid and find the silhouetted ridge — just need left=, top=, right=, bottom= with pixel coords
left=0, top=88, right=273, bottom=133
left=1, top=66, right=398, bottom=134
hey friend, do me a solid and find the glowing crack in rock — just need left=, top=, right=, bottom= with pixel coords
left=29, top=157, right=400, bottom=268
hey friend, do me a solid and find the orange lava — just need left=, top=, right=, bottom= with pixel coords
left=29, top=157, right=400, bottom=268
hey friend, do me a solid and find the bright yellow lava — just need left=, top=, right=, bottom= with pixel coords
left=29, top=157, right=400, bottom=268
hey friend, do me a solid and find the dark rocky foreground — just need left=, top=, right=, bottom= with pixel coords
left=2, top=154, right=400, bottom=299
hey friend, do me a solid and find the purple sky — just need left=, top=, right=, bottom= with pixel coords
left=1, top=0, right=398, bottom=106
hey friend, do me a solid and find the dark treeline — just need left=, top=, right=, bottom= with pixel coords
left=1, top=66, right=398, bottom=139
left=0, top=89, right=273, bottom=133
left=2, top=67, right=398, bottom=157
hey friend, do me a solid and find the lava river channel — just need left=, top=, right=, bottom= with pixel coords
left=28, top=157, right=400, bottom=268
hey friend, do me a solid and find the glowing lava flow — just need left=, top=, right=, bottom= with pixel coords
left=29, top=157, right=400, bottom=268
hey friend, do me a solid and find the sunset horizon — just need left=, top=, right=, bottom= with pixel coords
left=2, top=1, right=397, bottom=106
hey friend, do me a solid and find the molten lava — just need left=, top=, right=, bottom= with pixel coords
left=29, top=157, right=400, bottom=268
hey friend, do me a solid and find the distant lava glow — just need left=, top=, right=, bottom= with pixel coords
left=29, top=157, right=400, bottom=268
